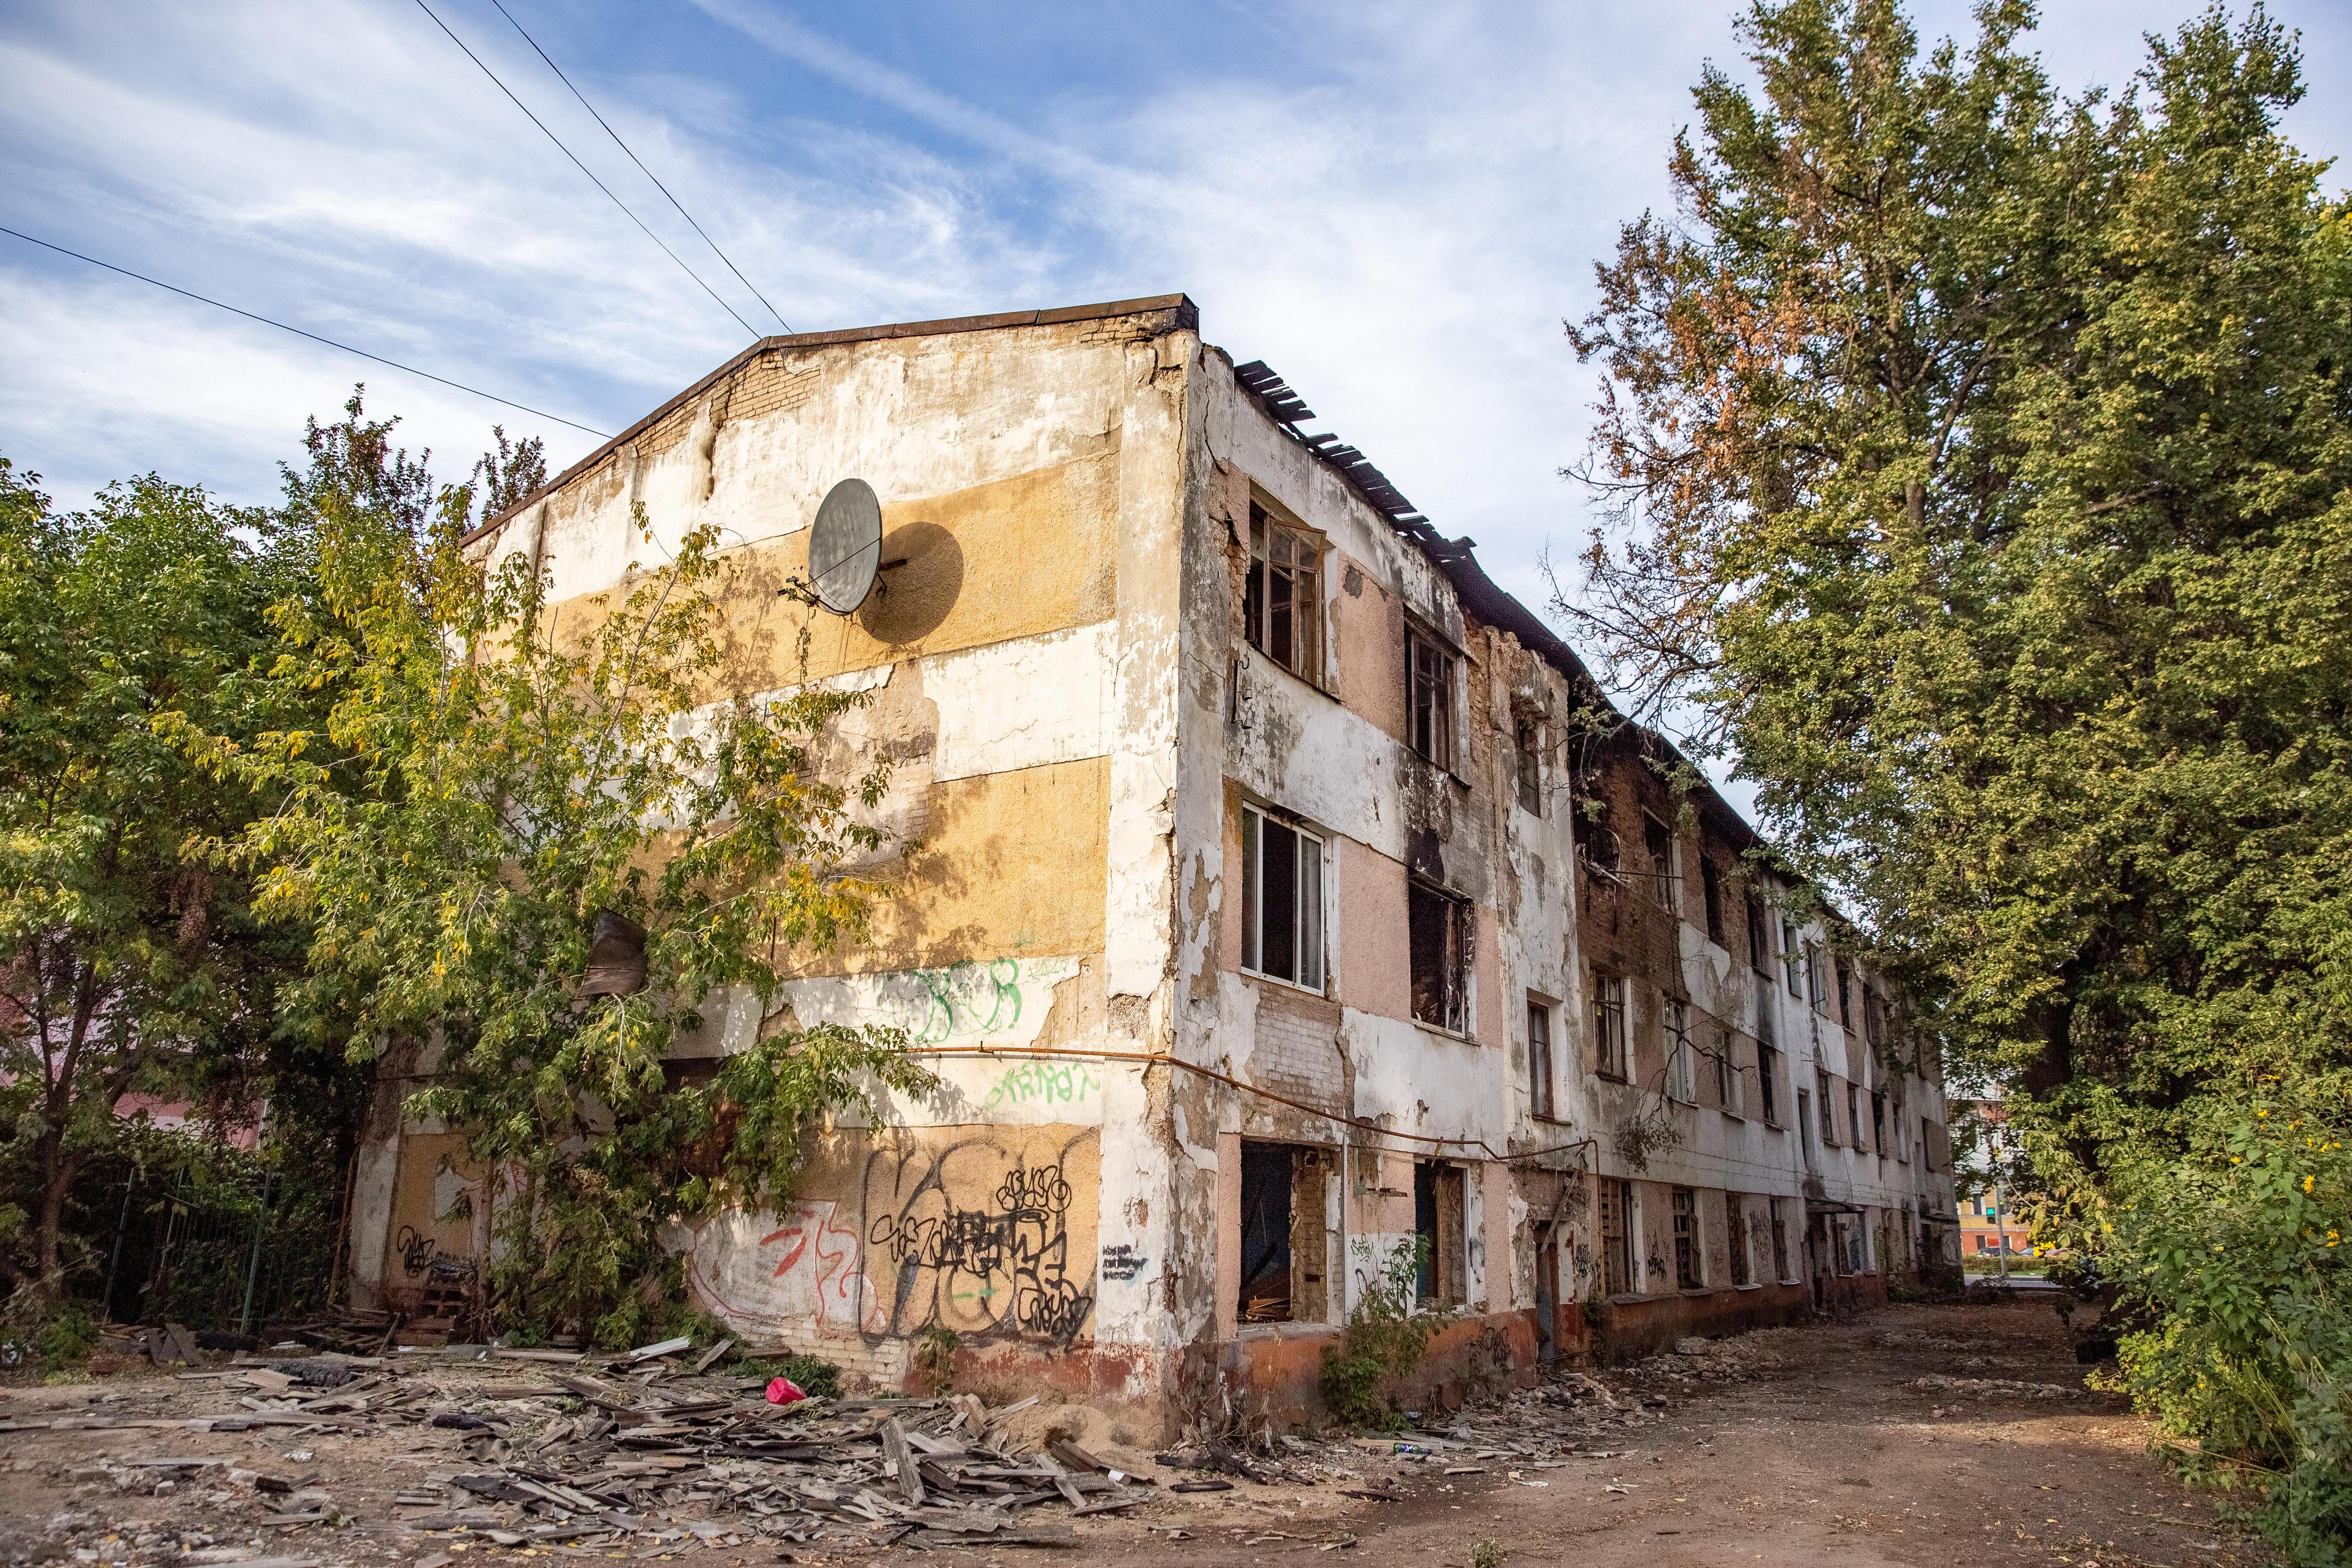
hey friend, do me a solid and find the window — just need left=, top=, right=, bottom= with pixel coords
left=1527, top=996, right=1556, bottom=1121
left=1747, top=893, right=1772, bottom=977
left=1235, top=1143, right=1331, bottom=1326
left=1798, top=1089, right=1818, bottom=1171
left=1871, top=1090, right=1887, bottom=1154
left=1782, top=919, right=1804, bottom=998
left=1757, top=1003, right=1781, bottom=1123
left=1240, top=805, right=1324, bottom=992
left=1414, top=1162, right=1467, bottom=1306
left=1817, top=1069, right=1838, bottom=1145
left=1701, top=859, right=1725, bottom=945
left=1713, top=1026, right=1740, bottom=1114
left=1244, top=502, right=1321, bottom=681
left=1514, top=722, right=1542, bottom=815
left=1806, top=942, right=1829, bottom=1016
left=1664, top=997, right=1695, bottom=1103
left=1863, top=987, right=1887, bottom=1049
left=1834, top=955, right=1852, bottom=1025
left=1408, top=882, right=1471, bottom=1033
left=1643, top=813, right=1677, bottom=910
left=1406, top=628, right=1455, bottom=769
left=1726, top=1197, right=1753, bottom=1287
left=1599, top=1177, right=1634, bottom=1296
left=1768, top=1196, right=1792, bottom=1281
left=1671, top=1187, right=1701, bottom=1289
left=1848, top=1082, right=1865, bottom=1152
left=1593, top=972, right=1629, bottom=1080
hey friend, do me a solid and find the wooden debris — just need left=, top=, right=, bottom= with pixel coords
left=626, top=1336, right=691, bottom=1362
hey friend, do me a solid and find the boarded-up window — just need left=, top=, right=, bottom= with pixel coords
left=1599, top=1177, right=1634, bottom=1296
left=1414, top=1162, right=1467, bottom=1307
left=1245, top=502, right=1321, bottom=681
left=1923, top=1117, right=1951, bottom=1172
left=1409, top=881, right=1471, bottom=1033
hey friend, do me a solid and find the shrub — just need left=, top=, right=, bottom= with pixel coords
left=1320, top=1237, right=1449, bottom=1428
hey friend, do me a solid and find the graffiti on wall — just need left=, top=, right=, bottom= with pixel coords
left=983, top=1059, right=1101, bottom=1111
left=863, top=958, right=1074, bottom=1046
left=682, top=1126, right=1101, bottom=1349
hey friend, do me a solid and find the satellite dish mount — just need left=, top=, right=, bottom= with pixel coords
left=780, top=478, right=882, bottom=614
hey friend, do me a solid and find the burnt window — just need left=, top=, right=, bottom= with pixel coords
left=1408, top=882, right=1471, bottom=1033
left=1726, top=1197, right=1753, bottom=1287
left=1592, top=971, right=1629, bottom=1080
left=1671, top=1186, right=1701, bottom=1289
left=1514, top=721, right=1542, bottom=815
left=1598, top=1177, right=1634, bottom=1296
left=1527, top=995, right=1556, bottom=1121
left=1240, top=805, right=1324, bottom=991
left=1746, top=893, right=1772, bottom=977
left=1643, top=813, right=1677, bottom=910
left=1244, top=502, right=1321, bottom=680
left=1236, top=1141, right=1331, bottom=1325
left=1701, top=859, right=1725, bottom=945
left=1406, top=628, right=1456, bottom=770
left=1413, top=1162, right=1467, bottom=1307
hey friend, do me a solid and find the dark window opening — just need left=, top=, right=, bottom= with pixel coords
left=1407, top=629, right=1455, bottom=770
left=1409, top=881, right=1471, bottom=1033
left=1746, top=893, right=1772, bottom=977
left=1701, top=859, right=1724, bottom=945
left=1818, top=1070, right=1839, bottom=1145
left=1527, top=996, right=1555, bottom=1121
left=1643, top=814, right=1677, bottom=910
left=1237, top=1142, right=1331, bottom=1325
left=1671, top=1186, right=1700, bottom=1289
left=1872, top=1090, right=1888, bottom=1153
left=1515, top=721, right=1542, bottom=816
left=1245, top=502, right=1320, bottom=681
left=1782, top=919, right=1805, bottom=998
left=1593, top=971, right=1628, bottom=1080
left=1241, top=806, right=1324, bottom=990
left=1834, top=955, right=1852, bottom=1025
left=1769, top=1197, right=1791, bottom=1280
left=1726, top=1197, right=1753, bottom=1287
left=1598, top=1177, right=1634, bottom=1296
left=1413, top=1161, right=1467, bottom=1307
left=1757, top=1042, right=1780, bottom=1125
left=1713, top=1026, right=1739, bottom=1113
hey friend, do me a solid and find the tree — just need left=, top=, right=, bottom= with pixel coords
left=177, top=397, right=933, bottom=1345
left=1559, top=0, right=2352, bottom=1541
left=0, top=457, right=312, bottom=1297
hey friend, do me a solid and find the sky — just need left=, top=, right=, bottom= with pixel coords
left=5, top=0, right=2350, bottom=730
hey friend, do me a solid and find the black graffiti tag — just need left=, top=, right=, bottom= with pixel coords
left=867, top=1155, right=1096, bottom=1346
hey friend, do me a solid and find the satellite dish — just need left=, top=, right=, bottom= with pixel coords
left=805, top=478, right=882, bottom=615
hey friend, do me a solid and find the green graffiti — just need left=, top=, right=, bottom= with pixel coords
left=983, top=1059, right=1103, bottom=1111
left=899, top=957, right=1025, bottom=1045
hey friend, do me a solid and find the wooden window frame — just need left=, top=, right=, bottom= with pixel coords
left=1406, top=626, right=1457, bottom=771
left=1526, top=995, right=1557, bottom=1122
left=1243, top=501, right=1322, bottom=684
left=1593, top=971, right=1629, bottom=1081
left=1240, top=804, right=1326, bottom=994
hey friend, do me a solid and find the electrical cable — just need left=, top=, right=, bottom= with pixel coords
left=410, top=0, right=760, bottom=340
left=0, top=224, right=612, bottom=438
left=485, top=0, right=791, bottom=334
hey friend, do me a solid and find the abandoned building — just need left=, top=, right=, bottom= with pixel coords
left=345, top=294, right=1961, bottom=1428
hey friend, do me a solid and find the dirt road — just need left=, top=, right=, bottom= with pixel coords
left=0, top=1300, right=2275, bottom=1568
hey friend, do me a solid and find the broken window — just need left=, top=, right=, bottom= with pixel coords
left=1236, top=1141, right=1332, bottom=1325
left=1768, top=1196, right=1792, bottom=1280
left=1848, top=1082, right=1865, bottom=1152
left=1664, top=997, right=1695, bottom=1103
left=1798, top=1088, right=1819, bottom=1171
left=1782, top=919, right=1805, bottom=999
left=1713, top=1025, right=1740, bottom=1114
left=1756, top=1005, right=1781, bottom=1124
left=1747, top=892, right=1772, bottom=978
left=1406, top=627, right=1456, bottom=770
left=1514, top=721, right=1542, bottom=816
left=1726, top=1196, right=1753, bottom=1286
left=1526, top=995, right=1556, bottom=1121
left=1643, top=813, right=1677, bottom=910
left=1413, top=1161, right=1467, bottom=1307
left=1592, top=971, right=1629, bottom=1080
left=1701, top=859, right=1725, bottom=946
left=1834, top=955, right=1852, bottom=1025
left=1240, top=804, right=1324, bottom=991
left=1805, top=941, right=1829, bottom=1016
left=1598, top=1177, right=1634, bottom=1297
left=1871, top=1090, right=1887, bottom=1153
left=1817, top=1069, right=1839, bottom=1145
left=1863, top=987, right=1887, bottom=1049
left=1244, top=502, right=1321, bottom=681
left=1671, top=1186, right=1701, bottom=1289
left=1408, top=881, right=1471, bottom=1033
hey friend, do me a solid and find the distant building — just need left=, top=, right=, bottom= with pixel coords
left=346, top=295, right=1960, bottom=1428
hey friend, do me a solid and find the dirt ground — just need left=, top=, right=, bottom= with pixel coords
left=0, top=1300, right=2279, bottom=1568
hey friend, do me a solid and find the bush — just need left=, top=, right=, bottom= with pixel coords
left=2109, top=1102, right=2351, bottom=1564
left=0, top=1292, right=98, bottom=1372
left=1320, top=1238, right=1448, bottom=1428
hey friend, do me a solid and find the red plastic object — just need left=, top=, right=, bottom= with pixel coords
left=765, top=1376, right=806, bottom=1405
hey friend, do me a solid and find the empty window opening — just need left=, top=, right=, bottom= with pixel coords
left=1240, top=805, right=1324, bottom=991
left=1768, top=1196, right=1792, bottom=1281
left=1237, top=1141, right=1330, bottom=1325
left=1782, top=919, right=1805, bottom=998
left=1413, top=1161, right=1467, bottom=1307
left=1671, top=1186, right=1702, bottom=1290
left=1245, top=502, right=1321, bottom=680
left=1408, top=881, right=1471, bottom=1033
left=1599, top=1177, right=1635, bottom=1297
left=1643, top=813, right=1677, bottom=910
left=1664, top=997, right=1695, bottom=1103
left=1527, top=995, right=1556, bottom=1121
left=1747, top=893, right=1773, bottom=977
left=1407, top=628, right=1456, bottom=770
left=1702, top=859, right=1725, bottom=945
left=1593, top=971, right=1629, bottom=1080
left=1515, top=721, right=1542, bottom=816
left=1834, top=955, right=1852, bottom=1025
left=1726, top=1197, right=1753, bottom=1287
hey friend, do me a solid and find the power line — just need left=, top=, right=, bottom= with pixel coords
left=485, top=0, right=791, bottom=334
left=410, top=0, right=759, bottom=340
left=0, top=224, right=612, bottom=438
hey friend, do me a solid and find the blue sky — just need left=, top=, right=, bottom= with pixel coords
left=6, top=0, right=2349, bottom=653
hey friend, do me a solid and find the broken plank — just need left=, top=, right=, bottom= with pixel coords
left=626, top=1336, right=692, bottom=1362
left=691, top=1338, right=734, bottom=1375
left=879, top=1417, right=926, bottom=1506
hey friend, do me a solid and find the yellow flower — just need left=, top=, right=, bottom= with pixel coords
left=2307, top=1176, right=2316, bottom=1194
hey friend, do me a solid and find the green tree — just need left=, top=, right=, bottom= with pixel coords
left=1560, top=1, right=2352, bottom=1545
left=0, top=457, right=314, bottom=1297
left=177, top=398, right=932, bottom=1344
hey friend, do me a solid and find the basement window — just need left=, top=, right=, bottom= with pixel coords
left=1599, top=1176, right=1634, bottom=1296
left=1406, top=627, right=1456, bottom=770
left=1408, top=881, right=1471, bottom=1033
left=1237, top=1141, right=1331, bottom=1326
left=1245, top=502, right=1322, bottom=682
left=1413, top=1161, right=1468, bottom=1308
left=1240, top=805, right=1325, bottom=992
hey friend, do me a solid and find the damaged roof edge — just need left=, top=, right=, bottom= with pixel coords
left=457, top=293, right=1200, bottom=547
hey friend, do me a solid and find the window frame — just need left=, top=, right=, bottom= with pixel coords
left=1701, top=859, right=1725, bottom=946
left=1598, top=1176, right=1634, bottom=1297
left=1592, top=971, right=1629, bottom=1082
left=1514, top=720, right=1542, bottom=816
left=1664, top=996, right=1696, bottom=1104
left=1817, top=1068, right=1839, bottom=1146
left=1407, top=879, right=1473, bottom=1035
left=1405, top=625, right=1458, bottom=772
left=1671, top=1186, right=1702, bottom=1290
left=1806, top=941, right=1830, bottom=1016
left=1782, top=918, right=1805, bottom=999
left=1768, top=1196, right=1793, bottom=1281
left=1239, top=804, right=1327, bottom=995
left=1713, top=1025, right=1742, bottom=1115
left=1726, top=1196, right=1753, bottom=1287
left=1642, top=812, right=1678, bottom=912
left=1243, top=501, right=1323, bottom=685
left=1526, top=995, right=1557, bottom=1121
left=1747, top=893, right=1773, bottom=978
